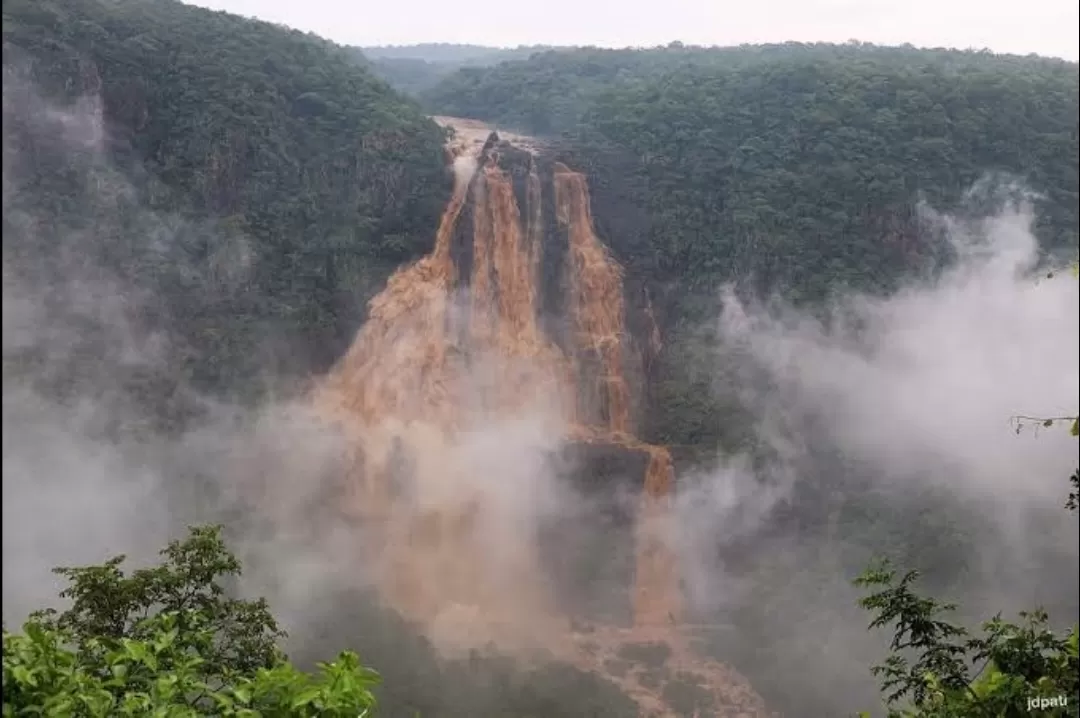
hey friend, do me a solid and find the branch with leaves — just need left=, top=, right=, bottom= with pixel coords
left=856, top=394, right=1080, bottom=717
left=2, top=526, right=380, bottom=717
left=854, top=560, right=1079, bottom=718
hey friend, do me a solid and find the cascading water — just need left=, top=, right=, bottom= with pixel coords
left=314, top=124, right=769, bottom=716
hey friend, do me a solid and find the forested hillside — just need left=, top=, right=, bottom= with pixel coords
left=422, top=44, right=1080, bottom=718
left=361, top=42, right=555, bottom=65
left=3, top=0, right=450, bottom=413
left=426, top=44, right=1079, bottom=282
left=422, top=43, right=1079, bottom=447
left=354, top=43, right=559, bottom=97
left=0, top=3, right=665, bottom=716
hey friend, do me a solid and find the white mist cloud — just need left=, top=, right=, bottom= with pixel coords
left=668, top=199, right=1078, bottom=714
left=672, top=453, right=792, bottom=614
left=1, top=76, right=181, bottom=616
left=452, top=154, right=478, bottom=187
left=676, top=201, right=1079, bottom=589
left=721, top=204, right=1077, bottom=508
left=0, top=388, right=178, bottom=621
left=1, top=74, right=345, bottom=631
left=378, top=412, right=573, bottom=655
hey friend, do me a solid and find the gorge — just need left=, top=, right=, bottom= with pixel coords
left=312, top=119, right=768, bottom=715
left=3, top=3, right=1077, bottom=715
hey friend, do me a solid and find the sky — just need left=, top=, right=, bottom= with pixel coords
left=186, top=0, right=1080, bottom=61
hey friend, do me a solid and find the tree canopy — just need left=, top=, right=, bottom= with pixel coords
left=354, top=43, right=560, bottom=97
left=854, top=413, right=1079, bottom=717
left=2, top=526, right=641, bottom=718
left=2, top=526, right=381, bottom=717
left=3, top=0, right=451, bottom=412
left=421, top=43, right=1078, bottom=456
left=424, top=43, right=1078, bottom=298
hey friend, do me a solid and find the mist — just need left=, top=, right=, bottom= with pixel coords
left=3, top=74, right=170, bottom=619
left=0, top=69, right=363, bottom=636
left=670, top=200, right=1079, bottom=714
left=0, top=70, right=605, bottom=674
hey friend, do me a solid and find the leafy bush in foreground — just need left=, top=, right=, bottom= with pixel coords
left=2, top=525, right=379, bottom=717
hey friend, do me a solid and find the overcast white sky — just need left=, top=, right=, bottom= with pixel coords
left=186, top=0, right=1079, bottom=61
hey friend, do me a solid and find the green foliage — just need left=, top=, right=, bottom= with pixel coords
left=3, top=0, right=450, bottom=410
left=422, top=42, right=1078, bottom=454
left=856, top=409, right=1080, bottom=717
left=855, top=561, right=975, bottom=706
left=354, top=44, right=558, bottom=96
left=30, top=526, right=284, bottom=679
left=3, top=614, right=378, bottom=717
left=855, top=561, right=1078, bottom=717
left=2, top=527, right=379, bottom=717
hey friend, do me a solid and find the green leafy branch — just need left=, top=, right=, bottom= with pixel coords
left=854, top=561, right=1079, bottom=718
left=2, top=526, right=380, bottom=718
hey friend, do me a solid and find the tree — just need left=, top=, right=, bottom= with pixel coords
left=4, top=0, right=452, bottom=413
left=421, top=41, right=1078, bottom=457
left=854, top=315, right=1080, bottom=717
left=2, top=525, right=380, bottom=717
left=853, top=562, right=1078, bottom=717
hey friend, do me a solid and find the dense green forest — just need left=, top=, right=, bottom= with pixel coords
left=3, top=0, right=450, bottom=413
left=361, top=43, right=555, bottom=65
left=423, top=43, right=1078, bottom=288
left=419, top=43, right=1080, bottom=449
left=353, top=43, right=558, bottom=96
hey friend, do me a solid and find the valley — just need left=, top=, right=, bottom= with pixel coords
left=2, top=2, right=1077, bottom=717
